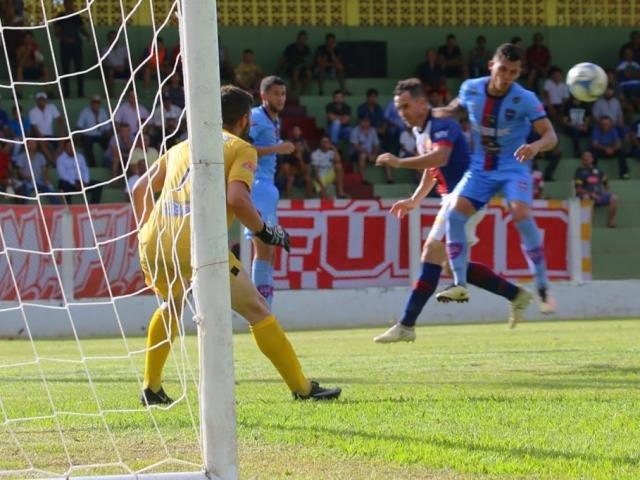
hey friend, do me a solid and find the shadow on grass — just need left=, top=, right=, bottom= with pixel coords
left=238, top=417, right=640, bottom=468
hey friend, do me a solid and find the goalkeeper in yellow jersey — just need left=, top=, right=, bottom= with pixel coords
left=132, top=85, right=341, bottom=405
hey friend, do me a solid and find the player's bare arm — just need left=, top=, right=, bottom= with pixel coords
left=432, top=97, right=465, bottom=118
left=389, top=171, right=436, bottom=219
left=255, top=141, right=295, bottom=156
left=227, top=180, right=264, bottom=232
left=228, top=180, right=291, bottom=251
left=376, top=145, right=452, bottom=170
left=131, top=158, right=166, bottom=227
left=514, top=117, right=558, bottom=162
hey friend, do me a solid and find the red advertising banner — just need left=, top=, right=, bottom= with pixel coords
left=0, top=199, right=578, bottom=300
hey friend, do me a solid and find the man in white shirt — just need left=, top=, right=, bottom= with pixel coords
left=56, top=139, right=102, bottom=203
left=310, top=135, right=348, bottom=198
left=592, top=86, right=625, bottom=136
left=114, top=89, right=149, bottom=133
left=149, top=92, right=183, bottom=147
left=76, top=94, right=112, bottom=166
left=542, top=67, right=570, bottom=125
left=28, top=92, right=66, bottom=164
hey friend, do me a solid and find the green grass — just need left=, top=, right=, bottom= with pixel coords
left=1, top=319, right=640, bottom=479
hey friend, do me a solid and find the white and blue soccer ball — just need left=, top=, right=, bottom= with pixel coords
left=566, top=62, right=608, bottom=102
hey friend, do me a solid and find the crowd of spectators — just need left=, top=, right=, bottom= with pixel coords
left=1, top=3, right=639, bottom=206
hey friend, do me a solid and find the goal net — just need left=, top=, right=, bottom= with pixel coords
left=0, top=1, right=233, bottom=478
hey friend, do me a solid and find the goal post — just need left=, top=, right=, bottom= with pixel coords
left=181, top=1, right=238, bottom=479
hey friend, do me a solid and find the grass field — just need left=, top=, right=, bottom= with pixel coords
left=1, top=318, right=640, bottom=479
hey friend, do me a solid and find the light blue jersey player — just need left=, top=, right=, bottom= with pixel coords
left=247, top=76, right=295, bottom=307
left=434, top=43, right=558, bottom=313
left=372, top=78, right=533, bottom=343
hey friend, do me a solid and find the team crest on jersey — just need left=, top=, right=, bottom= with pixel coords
left=505, top=108, right=516, bottom=120
left=467, top=88, right=479, bottom=95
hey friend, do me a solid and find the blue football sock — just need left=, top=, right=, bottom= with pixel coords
left=515, top=217, right=548, bottom=290
left=252, top=259, right=274, bottom=307
left=446, top=209, right=469, bottom=286
left=400, top=262, right=442, bottom=327
left=467, top=262, right=519, bottom=301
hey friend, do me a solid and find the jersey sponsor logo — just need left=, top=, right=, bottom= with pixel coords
left=473, top=125, right=511, bottom=137
left=505, top=108, right=516, bottom=120
left=446, top=242, right=464, bottom=260
left=242, top=161, right=256, bottom=172
left=433, top=129, right=450, bottom=140
left=517, top=180, right=529, bottom=191
left=162, top=200, right=191, bottom=217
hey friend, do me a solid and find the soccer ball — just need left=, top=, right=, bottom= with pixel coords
left=566, top=62, right=608, bottom=102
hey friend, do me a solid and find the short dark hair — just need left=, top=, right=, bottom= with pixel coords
left=366, top=88, right=378, bottom=97
left=297, top=30, right=307, bottom=39
left=332, top=89, right=344, bottom=96
left=493, top=43, right=524, bottom=62
left=326, top=33, right=336, bottom=41
left=393, top=78, right=425, bottom=99
left=243, top=48, right=254, bottom=55
left=221, top=85, right=253, bottom=127
left=260, top=75, right=286, bottom=93
left=510, top=36, right=522, bottom=44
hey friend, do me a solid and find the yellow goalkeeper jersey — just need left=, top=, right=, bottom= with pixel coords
left=138, top=131, right=257, bottom=265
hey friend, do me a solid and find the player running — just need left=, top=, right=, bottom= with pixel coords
left=373, top=78, right=533, bottom=343
left=133, top=85, right=340, bottom=405
left=247, top=76, right=295, bottom=307
left=434, top=43, right=557, bottom=313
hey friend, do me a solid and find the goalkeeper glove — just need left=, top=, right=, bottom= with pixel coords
left=254, top=223, right=290, bottom=252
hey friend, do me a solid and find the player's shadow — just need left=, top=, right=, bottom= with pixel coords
left=239, top=418, right=639, bottom=468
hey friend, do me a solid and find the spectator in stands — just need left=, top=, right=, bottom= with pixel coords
left=28, top=92, right=65, bottom=164
left=56, top=138, right=102, bottom=203
left=590, top=115, right=630, bottom=180
left=314, top=33, right=347, bottom=96
left=616, top=46, right=640, bottom=109
left=619, top=30, right=640, bottom=62
left=542, top=66, right=570, bottom=126
left=0, top=134, right=18, bottom=196
left=525, top=32, right=551, bottom=92
left=468, top=35, right=491, bottom=78
left=14, top=138, right=59, bottom=203
left=310, top=135, right=348, bottom=199
left=218, top=38, right=235, bottom=84
left=592, top=85, right=626, bottom=136
left=325, top=89, right=352, bottom=145
left=510, top=36, right=529, bottom=79
left=107, top=122, right=134, bottom=178
left=149, top=92, right=183, bottom=147
left=562, top=95, right=592, bottom=158
left=101, top=30, right=129, bottom=96
left=528, top=128, right=561, bottom=181
left=437, top=33, right=466, bottom=79
left=7, top=105, right=31, bottom=160
left=279, top=139, right=314, bottom=199
left=357, top=88, right=386, bottom=139
left=627, top=116, right=640, bottom=160
left=114, top=88, right=150, bottom=134
left=15, top=31, right=50, bottom=92
left=164, top=72, right=185, bottom=109
left=54, top=0, right=89, bottom=98
left=288, top=125, right=311, bottom=158
left=429, top=89, right=446, bottom=108
left=169, top=42, right=182, bottom=75
left=350, top=115, right=391, bottom=184
left=143, top=37, right=170, bottom=90
left=129, top=133, right=159, bottom=170
left=574, top=150, right=618, bottom=227
left=281, top=30, right=313, bottom=95
left=0, top=105, right=9, bottom=136
left=383, top=99, right=405, bottom=155
left=398, top=128, right=417, bottom=158
left=76, top=94, right=111, bottom=167
left=2, top=1, right=24, bottom=73
left=234, top=48, right=264, bottom=98
left=414, top=48, right=447, bottom=97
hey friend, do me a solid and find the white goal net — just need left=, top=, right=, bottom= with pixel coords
left=0, top=1, right=231, bottom=478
